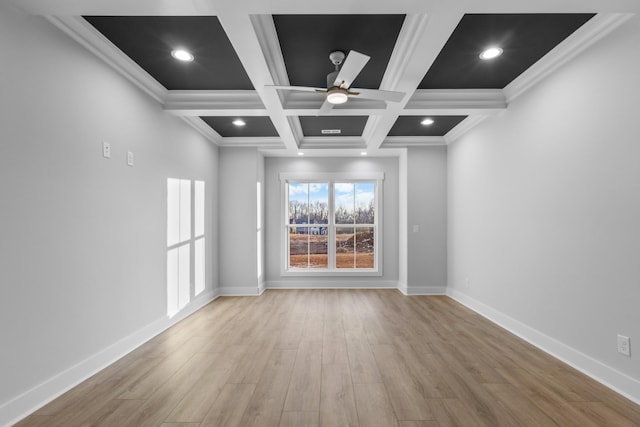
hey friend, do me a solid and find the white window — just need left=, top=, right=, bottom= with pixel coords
left=281, top=172, right=383, bottom=275
left=167, top=178, right=205, bottom=317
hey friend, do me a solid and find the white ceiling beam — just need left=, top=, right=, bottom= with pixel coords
left=214, top=8, right=298, bottom=150
left=363, top=13, right=464, bottom=150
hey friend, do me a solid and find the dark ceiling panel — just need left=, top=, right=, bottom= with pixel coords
left=84, top=16, right=254, bottom=90
left=388, top=116, right=467, bottom=136
left=201, top=116, right=279, bottom=137
left=299, top=116, right=368, bottom=137
left=419, top=13, right=594, bottom=89
left=273, top=15, right=405, bottom=89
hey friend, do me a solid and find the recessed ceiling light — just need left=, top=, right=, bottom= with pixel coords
left=171, top=49, right=194, bottom=62
left=421, top=118, right=435, bottom=126
left=361, top=152, right=367, bottom=156
left=297, top=152, right=304, bottom=156
left=479, top=46, right=503, bottom=60
left=232, top=119, right=246, bottom=127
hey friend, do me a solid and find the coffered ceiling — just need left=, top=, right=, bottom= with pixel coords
left=17, top=0, right=636, bottom=156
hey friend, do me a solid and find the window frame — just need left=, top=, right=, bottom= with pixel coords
left=280, top=172, right=383, bottom=277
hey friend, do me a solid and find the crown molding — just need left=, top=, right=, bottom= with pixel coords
left=444, top=114, right=491, bottom=144
left=181, top=117, right=222, bottom=145
left=218, top=137, right=283, bottom=148
left=406, top=89, right=506, bottom=113
left=299, top=136, right=366, bottom=149
left=504, top=13, right=634, bottom=103
left=47, top=16, right=167, bottom=103
left=163, top=90, right=266, bottom=116
left=382, top=136, right=446, bottom=147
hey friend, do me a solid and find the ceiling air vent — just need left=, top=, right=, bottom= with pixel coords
left=321, top=129, right=341, bottom=135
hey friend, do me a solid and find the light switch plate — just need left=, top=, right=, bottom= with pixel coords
left=102, top=142, right=111, bottom=158
left=127, top=151, right=134, bottom=166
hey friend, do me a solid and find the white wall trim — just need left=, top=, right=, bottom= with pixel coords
left=0, top=290, right=218, bottom=427
left=404, top=286, right=447, bottom=296
left=266, top=280, right=398, bottom=290
left=219, top=286, right=262, bottom=296
left=447, top=288, right=640, bottom=405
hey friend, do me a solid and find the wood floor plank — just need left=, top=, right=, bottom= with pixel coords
left=164, top=345, right=247, bottom=422
left=13, top=291, right=640, bottom=427
left=200, top=383, right=256, bottom=427
left=239, top=349, right=297, bottom=427
left=279, top=411, right=319, bottom=427
left=399, top=421, right=441, bottom=427
left=354, top=383, right=399, bottom=427
left=370, top=344, right=434, bottom=421
left=320, top=364, right=359, bottom=427
left=345, top=329, right=383, bottom=384
left=283, top=340, right=323, bottom=411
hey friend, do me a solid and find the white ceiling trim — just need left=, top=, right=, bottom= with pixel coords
left=406, top=89, right=506, bottom=112
left=444, top=114, right=491, bottom=144
left=382, top=136, right=446, bottom=147
left=218, top=137, right=283, bottom=148
left=504, top=13, right=633, bottom=103
left=47, top=15, right=167, bottom=103
left=181, top=117, right=223, bottom=145
left=163, top=91, right=266, bottom=116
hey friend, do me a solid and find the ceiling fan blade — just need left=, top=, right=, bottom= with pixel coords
left=266, top=85, right=326, bottom=92
left=317, top=99, right=334, bottom=115
left=332, top=50, right=370, bottom=89
left=350, top=88, right=406, bottom=103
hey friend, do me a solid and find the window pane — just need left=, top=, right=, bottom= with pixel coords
left=195, top=180, right=205, bottom=237
left=289, top=227, right=308, bottom=268
left=335, top=183, right=355, bottom=224
left=289, top=182, right=309, bottom=224
left=355, top=182, right=375, bottom=224
left=336, top=227, right=355, bottom=269
left=356, top=227, right=374, bottom=268
left=167, top=179, right=180, bottom=247
left=179, top=180, right=191, bottom=242
left=308, top=183, right=329, bottom=225
left=195, top=237, right=205, bottom=296
left=309, top=227, right=328, bottom=268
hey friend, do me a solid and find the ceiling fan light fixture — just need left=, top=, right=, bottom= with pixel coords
left=479, top=46, right=503, bottom=60
left=326, top=87, right=349, bottom=105
left=171, top=49, right=194, bottom=62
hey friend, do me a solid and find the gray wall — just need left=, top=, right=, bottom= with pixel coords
left=219, top=147, right=262, bottom=294
left=264, top=156, right=400, bottom=286
left=406, top=146, right=447, bottom=293
left=0, top=3, right=219, bottom=415
left=448, top=16, right=640, bottom=393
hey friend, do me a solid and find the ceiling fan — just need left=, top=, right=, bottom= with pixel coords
left=269, top=50, right=405, bottom=114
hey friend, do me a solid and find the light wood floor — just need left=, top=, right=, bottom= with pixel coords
left=16, top=289, right=640, bottom=427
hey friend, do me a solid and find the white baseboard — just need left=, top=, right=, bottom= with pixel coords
left=0, top=290, right=218, bottom=427
left=398, top=283, right=446, bottom=295
left=265, top=280, right=399, bottom=290
left=219, top=285, right=261, bottom=296
left=447, top=288, right=640, bottom=405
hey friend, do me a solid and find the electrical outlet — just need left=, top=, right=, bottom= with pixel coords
left=617, top=335, right=630, bottom=356
left=102, top=141, right=111, bottom=158
left=412, top=225, right=420, bottom=233
left=127, top=151, right=134, bottom=166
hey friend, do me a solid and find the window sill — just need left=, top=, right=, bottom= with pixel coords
left=282, top=269, right=382, bottom=277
